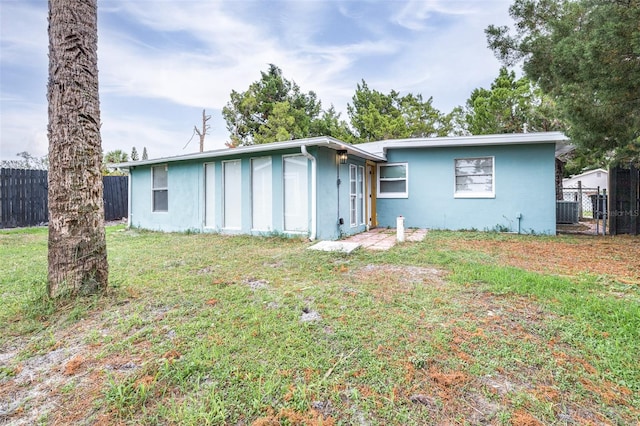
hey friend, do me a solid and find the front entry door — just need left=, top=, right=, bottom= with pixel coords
left=366, top=164, right=376, bottom=229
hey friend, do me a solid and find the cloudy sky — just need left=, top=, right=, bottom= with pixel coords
left=0, top=0, right=513, bottom=161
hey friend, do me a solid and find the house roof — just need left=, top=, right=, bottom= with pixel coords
left=566, top=169, right=609, bottom=179
left=356, top=132, right=572, bottom=159
left=111, top=136, right=385, bottom=169
left=562, top=168, right=608, bottom=183
left=111, top=132, right=572, bottom=169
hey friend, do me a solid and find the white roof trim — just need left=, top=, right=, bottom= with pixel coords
left=111, top=136, right=385, bottom=169
left=111, top=132, right=572, bottom=168
left=564, top=168, right=608, bottom=181
left=356, top=132, right=571, bottom=158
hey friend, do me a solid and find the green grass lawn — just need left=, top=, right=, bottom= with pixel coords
left=1, top=226, right=638, bottom=425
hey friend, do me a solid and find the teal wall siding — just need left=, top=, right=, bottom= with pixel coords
left=315, top=146, right=340, bottom=240
left=375, top=143, right=557, bottom=234
left=312, top=148, right=368, bottom=240
left=129, top=142, right=557, bottom=238
left=129, top=148, right=321, bottom=237
left=130, top=161, right=203, bottom=232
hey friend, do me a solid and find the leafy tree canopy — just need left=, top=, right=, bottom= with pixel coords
left=0, top=152, right=49, bottom=170
left=222, top=64, right=350, bottom=146
left=459, top=67, right=565, bottom=135
left=102, top=150, right=129, bottom=175
left=486, top=0, right=640, bottom=163
left=310, top=105, right=354, bottom=143
left=347, top=80, right=452, bottom=142
left=103, top=150, right=128, bottom=164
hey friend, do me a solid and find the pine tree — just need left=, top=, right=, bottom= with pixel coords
left=142, top=147, right=148, bottom=160
left=486, top=0, right=640, bottom=159
left=131, top=146, right=139, bottom=161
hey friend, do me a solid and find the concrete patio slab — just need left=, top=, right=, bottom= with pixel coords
left=341, top=228, right=427, bottom=250
left=308, top=241, right=361, bottom=253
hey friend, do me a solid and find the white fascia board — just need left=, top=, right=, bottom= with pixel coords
left=376, top=132, right=569, bottom=148
left=564, top=168, right=608, bottom=181
left=110, top=136, right=385, bottom=169
left=358, top=132, right=571, bottom=158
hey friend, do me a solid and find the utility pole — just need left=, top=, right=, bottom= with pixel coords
left=194, top=109, right=211, bottom=152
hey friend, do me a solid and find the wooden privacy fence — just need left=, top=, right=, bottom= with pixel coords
left=0, top=169, right=128, bottom=228
left=102, top=175, right=128, bottom=223
left=609, top=165, right=640, bottom=235
left=0, top=169, right=48, bottom=228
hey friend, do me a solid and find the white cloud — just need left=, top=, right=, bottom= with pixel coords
left=97, top=1, right=403, bottom=118
left=100, top=111, right=196, bottom=159
left=0, top=102, right=48, bottom=159
left=0, top=2, right=47, bottom=64
left=381, top=0, right=512, bottom=111
left=0, top=0, right=516, bottom=160
left=392, top=0, right=476, bottom=31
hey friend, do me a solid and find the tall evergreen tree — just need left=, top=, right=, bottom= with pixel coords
left=130, top=146, right=139, bottom=161
left=309, top=105, right=353, bottom=143
left=222, top=65, right=325, bottom=146
left=486, top=0, right=640, bottom=162
left=347, top=80, right=450, bottom=142
left=459, top=67, right=564, bottom=135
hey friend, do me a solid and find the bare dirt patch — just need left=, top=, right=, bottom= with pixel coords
left=440, top=235, right=640, bottom=283
left=352, top=264, right=448, bottom=302
left=511, top=409, right=544, bottom=426
left=0, top=305, right=146, bottom=426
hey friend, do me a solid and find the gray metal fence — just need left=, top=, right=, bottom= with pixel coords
left=0, top=168, right=128, bottom=228
left=562, top=184, right=600, bottom=218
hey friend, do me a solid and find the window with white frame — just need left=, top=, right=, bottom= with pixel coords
left=454, top=157, right=495, bottom=198
left=350, top=165, right=365, bottom=226
left=204, top=163, right=215, bottom=227
left=152, top=165, right=168, bottom=212
left=350, top=165, right=357, bottom=226
left=283, top=155, right=308, bottom=232
left=251, top=157, right=272, bottom=231
left=377, top=163, right=408, bottom=198
left=223, top=160, right=242, bottom=229
left=357, top=165, right=365, bottom=225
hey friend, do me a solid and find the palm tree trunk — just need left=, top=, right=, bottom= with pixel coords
left=47, top=0, right=108, bottom=297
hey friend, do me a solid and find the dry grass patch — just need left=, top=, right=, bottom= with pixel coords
left=437, top=233, right=640, bottom=283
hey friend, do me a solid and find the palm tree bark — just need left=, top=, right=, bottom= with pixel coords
left=47, top=0, right=108, bottom=297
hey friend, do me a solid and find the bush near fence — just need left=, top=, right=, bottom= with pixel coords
left=0, top=168, right=127, bottom=228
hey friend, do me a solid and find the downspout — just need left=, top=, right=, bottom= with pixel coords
left=300, top=145, right=317, bottom=240
left=127, top=167, right=132, bottom=228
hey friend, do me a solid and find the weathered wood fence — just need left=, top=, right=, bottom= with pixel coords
left=0, top=168, right=128, bottom=228
left=102, top=176, right=129, bottom=223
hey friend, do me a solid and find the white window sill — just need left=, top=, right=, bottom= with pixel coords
left=377, top=193, right=408, bottom=199
left=454, top=192, right=495, bottom=199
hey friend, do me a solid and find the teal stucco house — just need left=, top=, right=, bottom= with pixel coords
left=116, top=132, right=569, bottom=239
